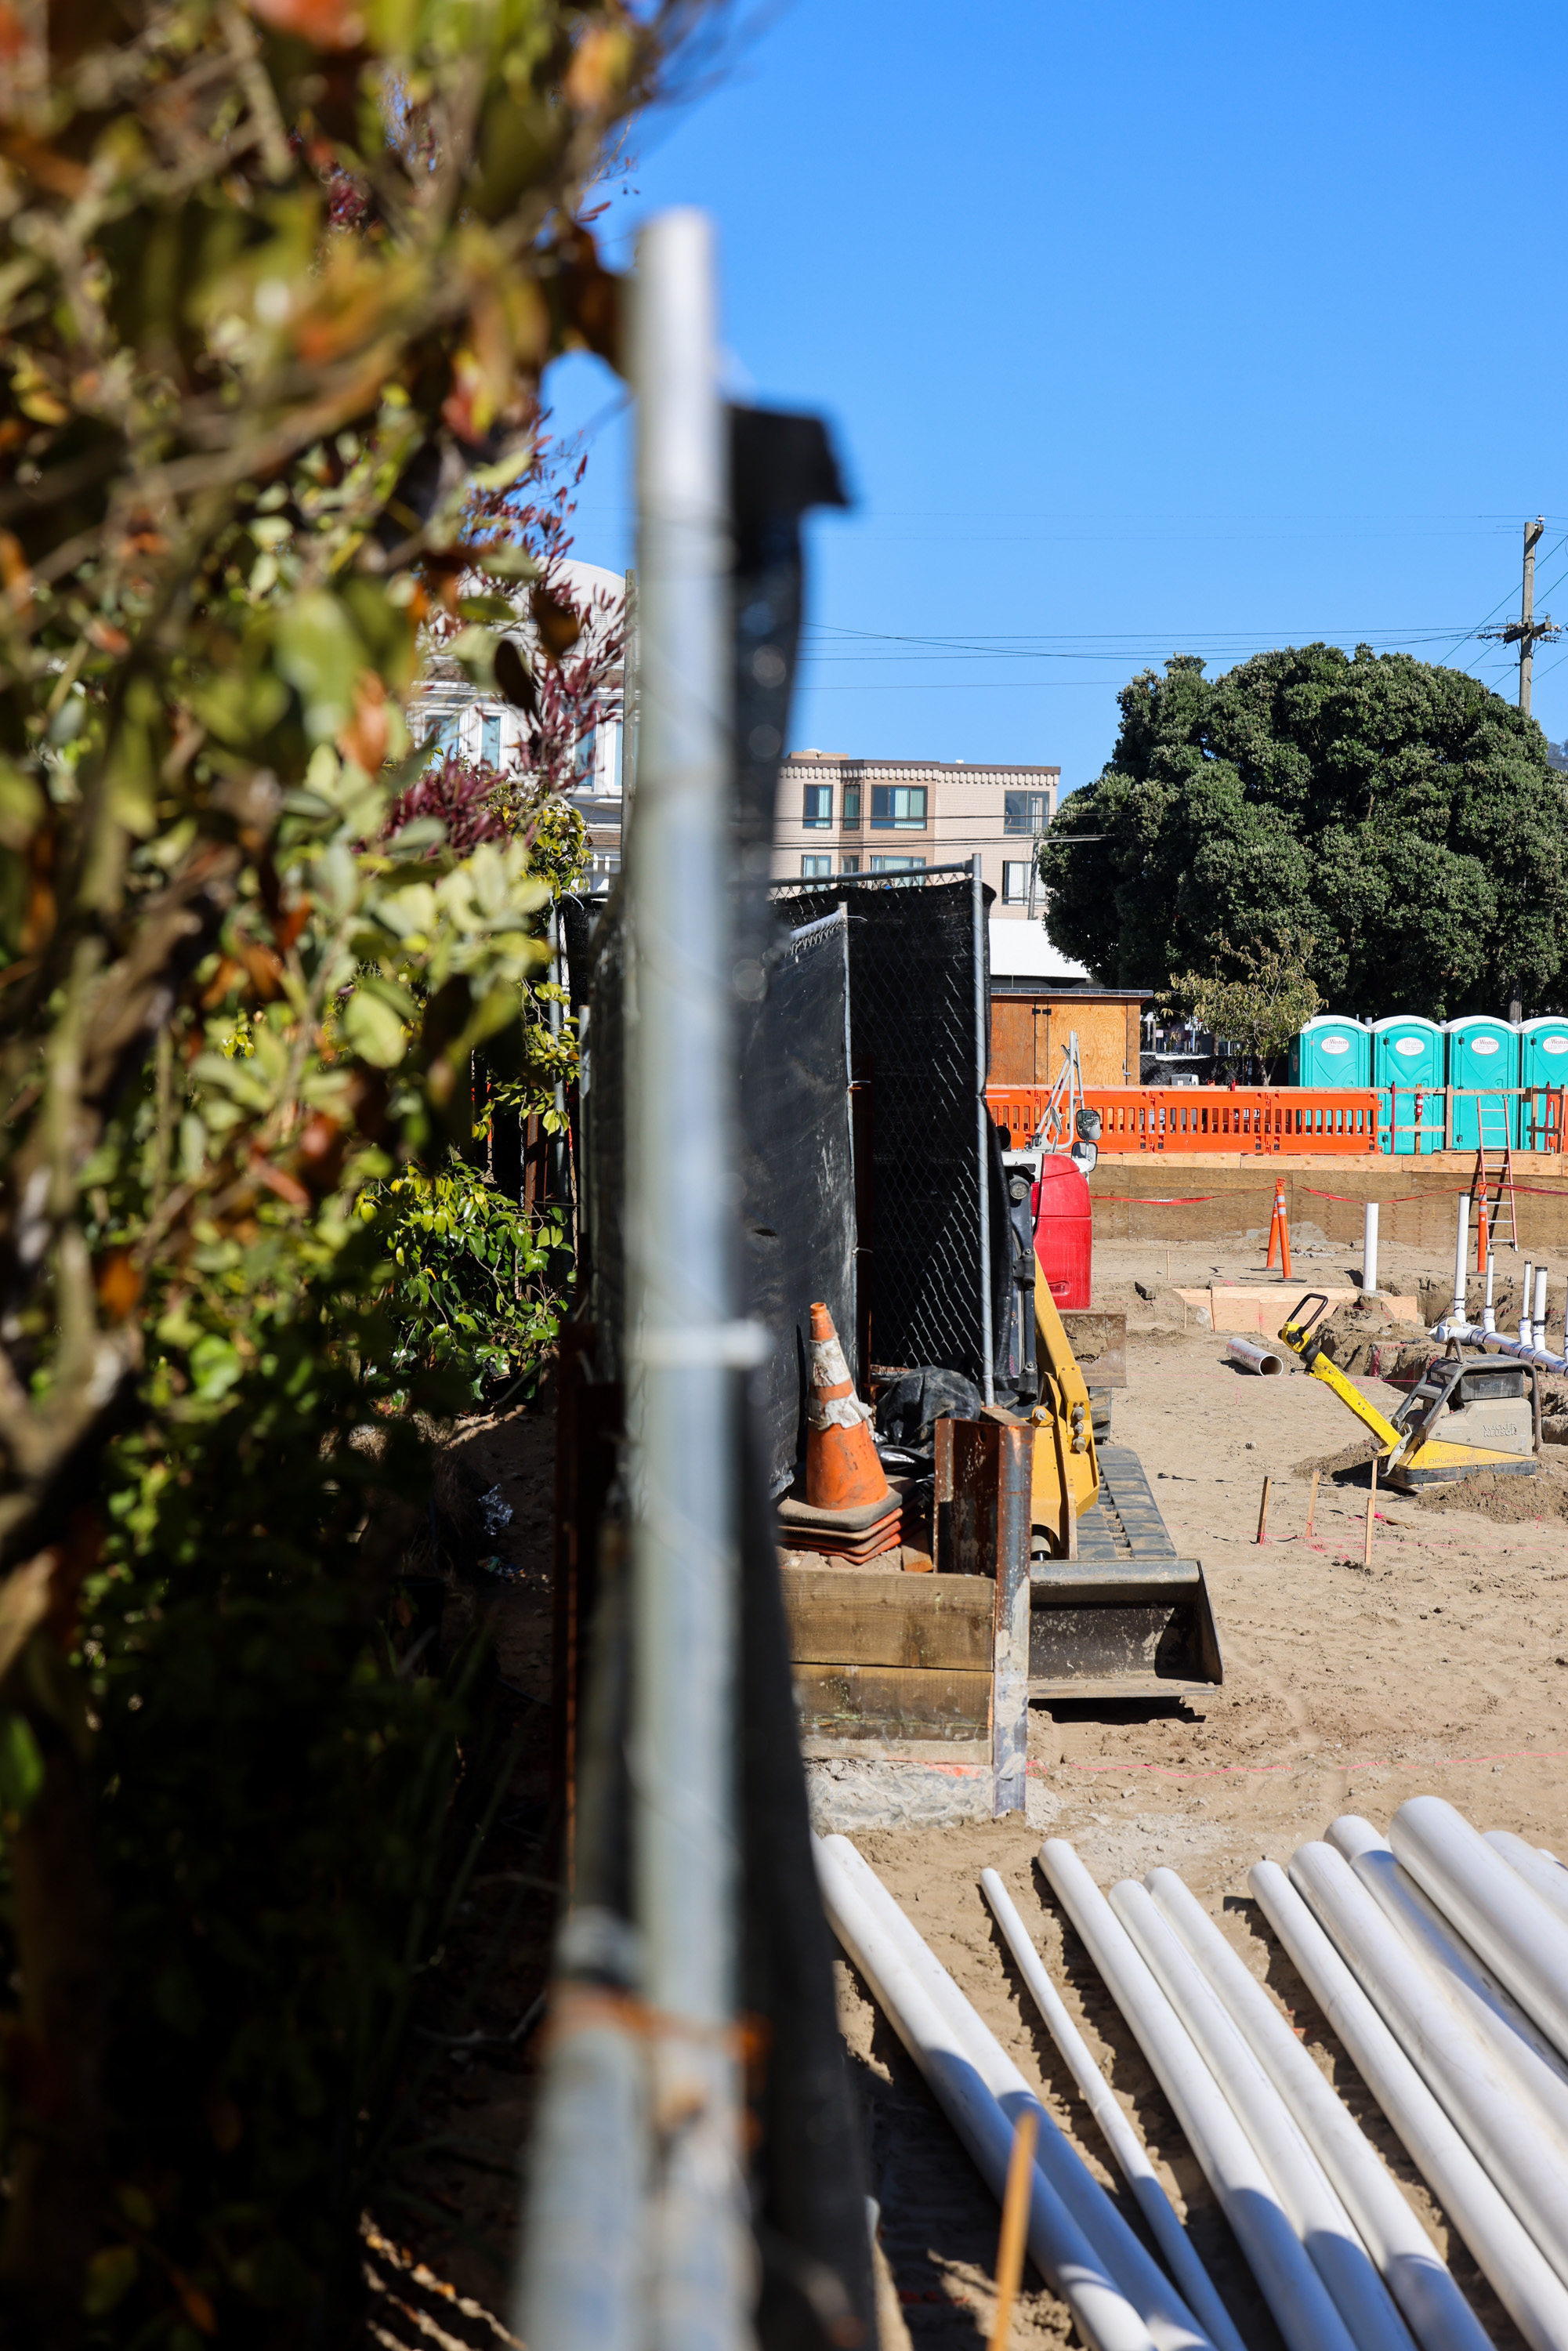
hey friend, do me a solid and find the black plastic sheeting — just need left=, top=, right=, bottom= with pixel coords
left=767, top=872, right=991, bottom=1393
left=739, top=906, right=856, bottom=1498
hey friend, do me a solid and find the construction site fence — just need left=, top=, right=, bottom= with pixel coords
left=989, top=1082, right=1568, bottom=1157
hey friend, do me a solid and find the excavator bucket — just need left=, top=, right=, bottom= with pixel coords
left=1027, top=1259, right=1223, bottom=1704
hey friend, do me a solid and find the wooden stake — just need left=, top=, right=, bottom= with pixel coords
left=1256, top=1475, right=1271, bottom=1544
left=989, top=2103, right=1040, bottom=2351
left=1305, top=1469, right=1320, bottom=1538
left=1363, top=1457, right=1378, bottom=1569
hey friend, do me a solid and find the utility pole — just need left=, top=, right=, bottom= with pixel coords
left=1481, top=516, right=1561, bottom=715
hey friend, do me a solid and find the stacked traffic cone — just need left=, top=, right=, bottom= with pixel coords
left=1266, top=1179, right=1291, bottom=1281
left=777, top=1302, right=902, bottom=1564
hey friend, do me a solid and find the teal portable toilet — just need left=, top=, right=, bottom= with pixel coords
left=1291, top=1015, right=1369, bottom=1087
left=1519, top=1015, right=1568, bottom=1149
left=1446, top=1016, right=1520, bottom=1150
left=1371, top=1016, right=1444, bottom=1154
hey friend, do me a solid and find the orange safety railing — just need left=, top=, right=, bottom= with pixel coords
left=987, top=1085, right=1381, bottom=1156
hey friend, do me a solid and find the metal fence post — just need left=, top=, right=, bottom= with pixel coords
left=973, top=853, right=994, bottom=1401
left=623, top=208, right=748, bottom=2351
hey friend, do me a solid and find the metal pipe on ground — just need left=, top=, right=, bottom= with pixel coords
left=1039, top=1840, right=1363, bottom=2351
left=812, top=1838, right=1166, bottom=2351
left=1289, top=1840, right=1568, bottom=2295
left=1250, top=1858, right=1568, bottom=2351
left=817, top=1837, right=1216, bottom=2351
left=1389, top=1797, right=1568, bottom=2071
left=979, top=1870, right=1248, bottom=2351
left=1111, top=1879, right=1416, bottom=2351
left=1149, top=1867, right=1495, bottom=2351
left=1228, top=1337, right=1284, bottom=1375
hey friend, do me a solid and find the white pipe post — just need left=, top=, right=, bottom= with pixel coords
left=1112, top=1880, right=1413, bottom=2351
left=1451, top=1197, right=1469, bottom=1326
left=979, top=1871, right=1249, bottom=2351
left=625, top=208, right=746, bottom=2351
left=1039, top=1842, right=1363, bottom=2351
left=1251, top=1858, right=1568, bottom=2351
left=1483, top=1251, right=1496, bottom=1335
left=1522, top=1261, right=1535, bottom=1346
left=1535, top=1265, right=1550, bottom=1349
left=1149, top=1870, right=1494, bottom=2351
left=1363, top=1203, right=1380, bottom=1299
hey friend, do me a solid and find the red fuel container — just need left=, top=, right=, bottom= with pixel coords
left=1032, top=1153, right=1092, bottom=1309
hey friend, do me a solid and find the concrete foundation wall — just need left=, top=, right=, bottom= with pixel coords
left=1088, top=1154, right=1568, bottom=1255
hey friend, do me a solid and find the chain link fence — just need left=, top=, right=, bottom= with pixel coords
left=768, top=862, right=994, bottom=1395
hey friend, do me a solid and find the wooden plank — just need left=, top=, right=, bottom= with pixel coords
left=781, top=1567, right=994, bottom=1669
left=792, top=1663, right=992, bottom=1744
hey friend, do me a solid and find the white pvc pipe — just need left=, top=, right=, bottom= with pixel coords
left=1486, top=1831, right=1568, bottom=1927
left=1326, top=1818, right=1568, bottom=2153
left=1452, top=1196, right=1469, bottom=1325
left=1535, top=1266, right=1550, bottom=1349
left=1040, top=1840, right=1363, bottom=2351
left=1523, top=1262, right=1535, bottom=1346
left=820, top=1839, right=1215, bottom=2351
left=1227, top=1336, right=1284, bottom=1375
left=1432, top=1319, right=1568, bottom=1376
left=1113, top=1878, right=1412, bottom=2351
left=1251, top=1858, right=1568, bottom=2351
left=1150, top=1868, right=1494, bottom=2351
left=1391, top=1796, right=1568, bottom=2068
left=1291, top=1839, right=1568, bottom=2295
left=1483, top=1252, right=1495, bottom=1335
left=813, top=1839, right=1162, bottom=2351
left=980, top=1869, right=1248, bottom=2351
left=1364, top=1203, right=1380, bottom=1299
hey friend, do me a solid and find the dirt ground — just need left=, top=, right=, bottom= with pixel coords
left=847, top=1229, right=1567, bottom=2349
left=378, top=1222, right=1568, bottom=2351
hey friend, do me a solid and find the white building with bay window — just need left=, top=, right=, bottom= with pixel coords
left=772, top=753, right=1060, bottom=915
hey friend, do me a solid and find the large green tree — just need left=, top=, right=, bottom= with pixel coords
left=1040, top=644, right=1568, bottom=1017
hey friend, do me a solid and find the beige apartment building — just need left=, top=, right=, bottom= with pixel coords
left=770, top=753, right=1061, bottom=917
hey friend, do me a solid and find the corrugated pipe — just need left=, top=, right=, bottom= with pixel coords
left=979, top=1870, right=1248, bottom=2351
left=1227, top=1336, right=1284, bottom=1375
left=1149, top=1867, right=1494, bottom=2351
left=1290, top=1839, right=1568, bottom=2297
left=811, top=1836, right=1190, bottom=2351
left=1039, top=1840, right=1363, bottom=2351
left=1111, top=1878, right=1416, bottom=2351
left=1250, top=1857, right=1568, bottom=2351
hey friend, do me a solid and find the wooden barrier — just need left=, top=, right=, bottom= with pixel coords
left=987, top=1085, right=1380, bottom=1156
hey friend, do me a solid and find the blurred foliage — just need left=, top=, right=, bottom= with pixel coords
left=0, top=0, right=701, bottom=2337
left=1041, top=644, right=1568, bottom=1017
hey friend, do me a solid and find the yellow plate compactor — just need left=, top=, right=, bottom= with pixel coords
left=1278, top=1291, right=1539, bottom=1491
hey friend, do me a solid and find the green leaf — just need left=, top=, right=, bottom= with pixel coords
left=0, top=1711, right=44, bottom=1817
left=84, top=2244, right=140, bottom=2318
left=342, top=989, right=409, bottom=1067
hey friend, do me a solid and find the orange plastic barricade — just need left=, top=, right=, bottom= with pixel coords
left=987, top=1086, right=1382, bottom=1156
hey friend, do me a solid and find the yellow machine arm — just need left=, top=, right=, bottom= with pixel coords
left=1278, top=1294, right=1405, bottom=1454
left=1027, top=1256, right=1100, bottom=1556
left=1277, top=1292, right=1535, bottom=1481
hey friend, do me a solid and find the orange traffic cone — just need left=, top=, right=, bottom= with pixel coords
left=806, top=1302, right=889, bottom=1509
left=1266, top=1179, right=1292, bottom=1281
left=777, top=1303, right=902, bottom=1564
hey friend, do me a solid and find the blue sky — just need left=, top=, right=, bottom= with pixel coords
left=543, top=1, right=1568, bottom=798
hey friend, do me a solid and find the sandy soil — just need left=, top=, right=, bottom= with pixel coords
left=843, top=1232, right=1568, bottom=2349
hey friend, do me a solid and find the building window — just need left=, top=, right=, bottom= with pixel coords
left=870, top=854, right=926, bottom=872
left=480, top=711, right=501, bottom=767
left=1004, top=789, right=1050, bottom=835
left=802, top=784, right=833, bottom=829
left=842, top=784, right=861, bottom=830
left=800, top=854, right=832, bottom=877
left=1002, top=860, right=1031, bottom=903
left=840, top=855, right=860, bottom=874
left=871, top=784, right=927, bottom=829
left=574, top=724, right=596, bottom=780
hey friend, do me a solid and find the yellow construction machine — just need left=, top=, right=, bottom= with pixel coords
left=1278, top=1291, right=1539, bottom=1491
left=1022, top=1255, right=1222, bottom=1703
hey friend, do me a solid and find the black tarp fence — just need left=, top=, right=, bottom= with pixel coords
left=766, top=864, right=994, bottom=1400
